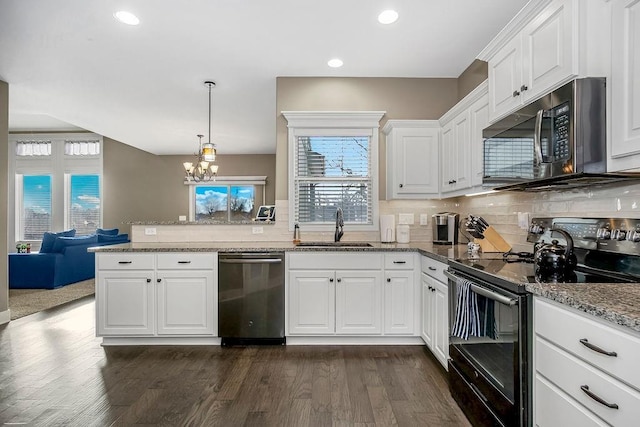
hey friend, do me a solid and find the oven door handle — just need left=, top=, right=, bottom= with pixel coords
left=444, top=270, right=518, bottom=306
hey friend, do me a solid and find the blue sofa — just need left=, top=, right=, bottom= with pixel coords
left=9, top=229, right=129, bottom=289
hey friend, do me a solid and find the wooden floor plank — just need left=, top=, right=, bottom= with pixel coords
left=0, top=298, right=471, bottom=426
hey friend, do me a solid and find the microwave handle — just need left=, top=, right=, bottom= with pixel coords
left=533, top=109, right=544, bottom=166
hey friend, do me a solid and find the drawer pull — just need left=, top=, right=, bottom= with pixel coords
left=393, top=261, right=406, bottom=264
left=146, top=278, right=151, bottom=283
left=177, top=261, right=192, bottom=264
left=428, top=266, right=437, bottom=271
left=579, top=338, right=618, bottom=357
left=580, top=385, right=619, bottom=409
left=387, top=278, right=391, bottom=282
left=118, top=261, right=132, bottom=264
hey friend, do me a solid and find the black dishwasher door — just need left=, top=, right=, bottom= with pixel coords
left=218, top=252, right=285, bottom=345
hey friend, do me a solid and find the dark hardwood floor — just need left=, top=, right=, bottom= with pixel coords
left=0, top=298, right=471, bottom=426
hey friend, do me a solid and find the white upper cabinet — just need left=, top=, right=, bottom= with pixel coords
left=487, top=0, right=577, bottom=122
left=383, top=121, right=440, bottom=199
left=439, top=81, right=488, bottom=197
left=610, top=0, right=640, bottom=171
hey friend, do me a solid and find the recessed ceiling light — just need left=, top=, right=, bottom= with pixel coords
left=328, top=58, right=343, bottom=68
left=114, top=11, right=140, bottom=26
left=378, top=10, right=399, bottom=25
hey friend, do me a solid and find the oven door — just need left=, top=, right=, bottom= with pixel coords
left=445, top=268, right=531, bottom=427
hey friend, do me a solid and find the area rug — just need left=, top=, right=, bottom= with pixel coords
left=9, top=279, right=95, bottom=320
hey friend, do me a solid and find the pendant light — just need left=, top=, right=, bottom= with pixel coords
left=184, top=81, right=219, bottom=182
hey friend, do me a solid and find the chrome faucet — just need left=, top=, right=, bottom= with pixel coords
left=335, top=207, right=344, bottom=242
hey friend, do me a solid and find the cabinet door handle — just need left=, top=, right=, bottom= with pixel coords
left=387, top=278, right=391, bottom=282
left=157, top=278, right=161, bottom=283
left=146, top=278, right=151, bottom=283
left=337, top=278, right=342, bottom=283
left=580, top=385, right=619, bottom=409
left=393, top=261, right=406, bottom=264
left=520, top=84, right=528, bottom=92
left=579, top=338, right=617, bottom=357
left=118, top=261, right=132, bottom=264
left=177, top=261, right=191, bottom=264
left=399, top=183, right=404, bottom=188
left=329, top=278, right=334, bottom=283
left=428, top=266, right=437, bottom=271
left=513, top=90, right=520, bottom=97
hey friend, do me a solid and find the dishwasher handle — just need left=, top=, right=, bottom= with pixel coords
left=219, top=258, right=282, bottom=264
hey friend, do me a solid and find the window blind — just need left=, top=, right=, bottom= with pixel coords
left=65, top=140, right=101, bottom=156
left=69, top=175, right=101, bottom=234
left=16, top=140, right=52, bottom=156
left=294, top=136, right=372, bottom=224
left=22, top=175, right=52, bottom=240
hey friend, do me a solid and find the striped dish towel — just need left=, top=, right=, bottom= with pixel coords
left=451, top=277, right=481, bottom=340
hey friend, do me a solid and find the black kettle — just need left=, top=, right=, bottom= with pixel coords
left=534, top=228, right=578, bottom=282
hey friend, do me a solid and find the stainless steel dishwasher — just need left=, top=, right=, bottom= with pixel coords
left=218, top=252, right=285, bottom=345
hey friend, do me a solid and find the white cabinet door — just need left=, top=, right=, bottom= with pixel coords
left=470, top=94, right=490, bottom=187
left=335, top=270, right=382, bottom=335
left=96, top=270, right=155, bottom=336
left=384, top=122, right=440, bottom=199
left=452, top=110, right=471, bottom=191
left=289, top=270, right=335, bottom=335
left=432, top=278, right=449, bottom=368
left=611, top=0, right=640, bottom=170
left=489, top=34, right=523, bottom=121
left=156, top=270, right=215, bottom=335
left=521, top=0, right=576, bottom=103
left=440, top=121, right=455, bottom=192
left=421, top=274, right=434, bottom=349
left=383, top=270, right=415, bottom=335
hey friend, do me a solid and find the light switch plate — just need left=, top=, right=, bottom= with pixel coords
left=178, top=215, right=187, bottom=221
left=144, top=227, right=157, bottom=235
left=398, top=213, right=415, bottom=225
left=420, top=214, right=429, bottom=226
left=252, top=226, right=264, bottom=234
left=518, top=212, right=530, bottom=229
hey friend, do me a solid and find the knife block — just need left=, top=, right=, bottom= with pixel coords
left=474, top=226, right=512, bottom=253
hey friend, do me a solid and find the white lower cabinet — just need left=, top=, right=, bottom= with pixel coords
left=288, top=252, right=420, bottom=338
left=420, top=255, right=449, bottom=369
left=96, top=252, right=217, bottom=339
left=534, top=297, right=640, bottom=426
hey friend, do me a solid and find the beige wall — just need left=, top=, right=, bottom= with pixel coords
left=103, top=137, right=276, bottom=230
left=0, top=81, right=8, bottom=317
left=457, top=59, right=488, bottom=101
left=275, top=77, right=459, bottom=200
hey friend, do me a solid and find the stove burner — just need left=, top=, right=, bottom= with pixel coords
left=503, top=251, right=535, bottom=263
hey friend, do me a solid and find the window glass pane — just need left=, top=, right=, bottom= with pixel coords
left=70, top=175, right=101, bottom=234
left=196, top=186, right=229, bottom=220
left=22, top=175, right=52, bottom=239
left=295, top=135, right=372, bottom=225
left=230, top=186, right=255, bottom=221
left=297, top=136, right=370, bottom=177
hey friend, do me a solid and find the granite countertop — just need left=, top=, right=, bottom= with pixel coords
left=89, top=240, right=640, bottom=333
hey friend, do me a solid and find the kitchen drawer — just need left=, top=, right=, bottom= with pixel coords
left=97, top=253, right=155, bottom=270
left=535, top=298, right=640, bottom=390
left=420, top=255, right=447, bottom=283
left=536, top=337, right=640, bottom=426
left=156, top=252, right=215, bottom=270
left=535, top=375, right=607, bottom=427
left=383, top=253, right=415, bottom=270
left=288, top=252, right=383, bottom=270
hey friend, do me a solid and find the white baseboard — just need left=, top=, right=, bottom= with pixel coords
left=285, top=336, right=424, bottom=346
left=0, top=309, right=11, bottom=325
left=101, top=336, right=222, bottom=346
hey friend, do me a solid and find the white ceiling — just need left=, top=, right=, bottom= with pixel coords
left=0, top=0, right=528, bottom=155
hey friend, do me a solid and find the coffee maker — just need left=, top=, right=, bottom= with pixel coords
left=432, top=212, right=459, bottom=245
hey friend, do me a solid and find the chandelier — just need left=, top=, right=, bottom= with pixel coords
left=184, top=81, right=219, bottom=182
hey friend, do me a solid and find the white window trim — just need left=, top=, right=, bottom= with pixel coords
left=282, top=111, right=385, bottom=232
left=186, top=176, right=267, bottom=221
left=8, top=133, right=103, bottom=250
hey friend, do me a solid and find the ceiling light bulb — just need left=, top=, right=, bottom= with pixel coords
left=378, top=10, right=399, bottom=24
left=328, top=58, right=343, bottom=68
left=114, top=11, right=140, bottom=25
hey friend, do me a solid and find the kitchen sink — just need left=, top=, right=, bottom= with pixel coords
left=295, top=241, right=373, bottom=247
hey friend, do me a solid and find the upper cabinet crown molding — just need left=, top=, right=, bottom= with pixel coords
left=439, top=80, right=488, bottom=125
left=477, top=0, right=554, bottom=61
left=382, top=120, right=440, bottom=134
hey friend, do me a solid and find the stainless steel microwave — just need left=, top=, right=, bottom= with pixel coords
left=482, top=78, right=607, bottom=189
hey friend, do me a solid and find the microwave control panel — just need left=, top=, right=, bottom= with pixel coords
left=552, top=102, right=570, bottom=162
